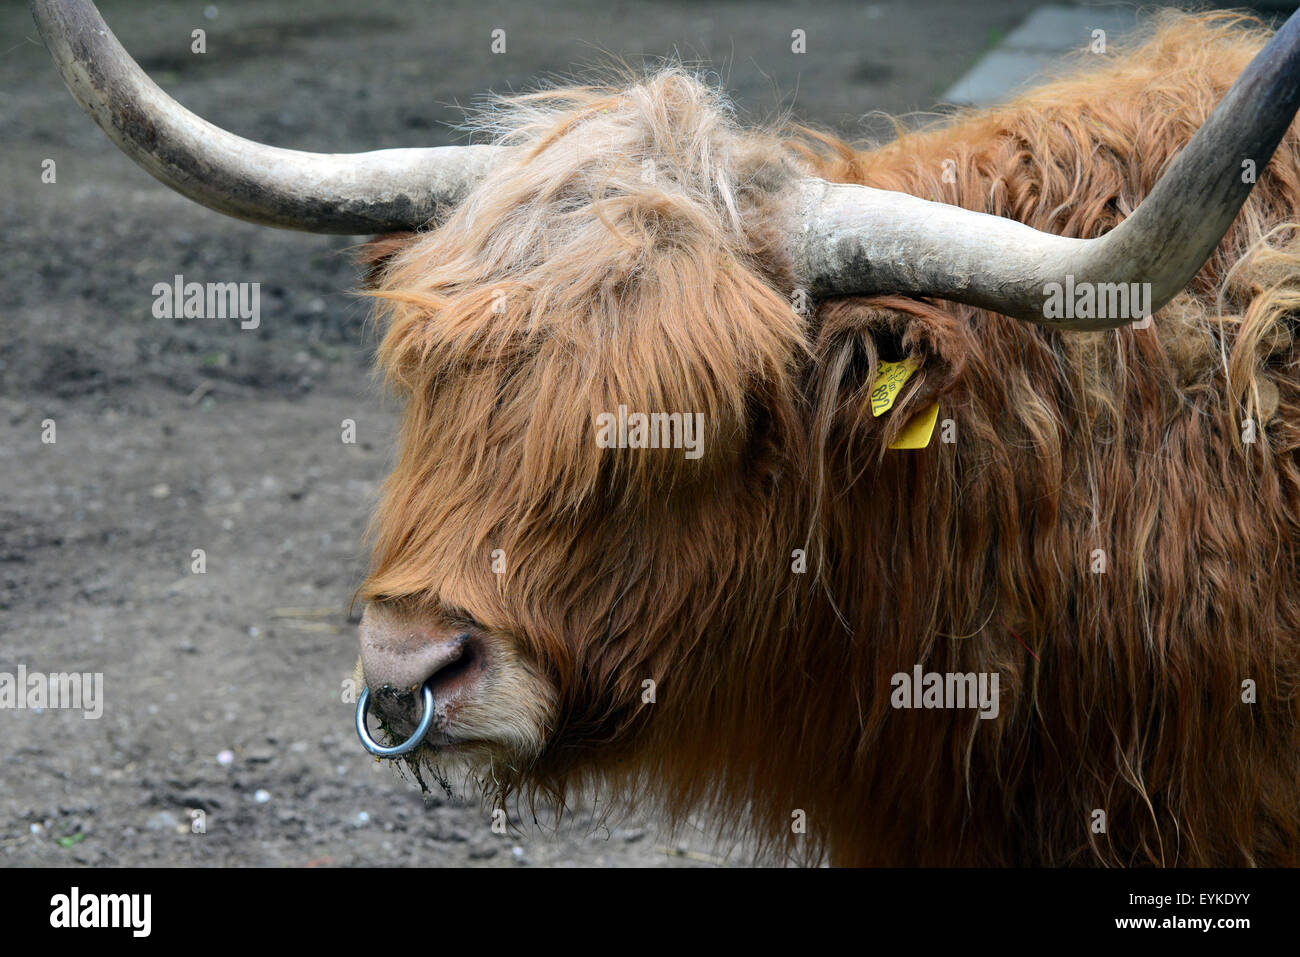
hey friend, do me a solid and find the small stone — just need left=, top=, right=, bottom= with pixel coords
left=146, top=811, right=179, bottom=831
left=216, top=750, right=234, bottom=766
left=253, top=789, right=271, bottom=804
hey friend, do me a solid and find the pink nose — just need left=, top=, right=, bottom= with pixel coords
left=358, top=604, right=472, bottom=693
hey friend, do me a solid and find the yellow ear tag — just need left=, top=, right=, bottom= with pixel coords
left=888, top=400, right=940, bottom=450
left=868, top=358, right=939, bottom=450
left=869, top=358, right=920, bottom=416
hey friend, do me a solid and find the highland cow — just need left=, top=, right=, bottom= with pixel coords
left=35, top=0, right=1300, bottom=865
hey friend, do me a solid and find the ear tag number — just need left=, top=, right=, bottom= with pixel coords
left=870, top=357, right=920, bottom=416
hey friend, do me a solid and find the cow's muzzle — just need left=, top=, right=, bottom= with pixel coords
left=354, top=603, right=493, bottom=757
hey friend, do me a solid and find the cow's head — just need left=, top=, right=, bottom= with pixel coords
left=352, top=74, right=811, bottom=793
left=34, top=0, right=1300, bottom=800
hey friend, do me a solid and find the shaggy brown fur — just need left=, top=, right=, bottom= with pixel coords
left=361, top=11, right=1300, bottom=865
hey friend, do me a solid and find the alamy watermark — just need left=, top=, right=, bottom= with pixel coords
left=50, top=887, right=150, bottom=937
left=0, top=665, right=103, bottom=719
left=152, top=274, right=260, bottom=329
left=1043, top=275, right=1151, bottom=324
left=594, top=405, right=705, bottom=459
left=890, top=666, right=1000, bottom=719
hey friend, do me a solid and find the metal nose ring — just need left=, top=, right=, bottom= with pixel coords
left=355, top=684, right=435, bottom=757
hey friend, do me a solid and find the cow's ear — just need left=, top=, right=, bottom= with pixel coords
left=810, top=295, right=971, bottom=455
left=356, top=232, right=419, bottom=288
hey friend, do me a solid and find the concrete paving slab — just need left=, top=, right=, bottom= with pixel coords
left=941, top=4, right=1142, bottom=106
left=940, top=50, right=1058, bottom=107
left=1002, top=4, right=1139, bottom=51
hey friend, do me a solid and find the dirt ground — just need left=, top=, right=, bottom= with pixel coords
left=0, top=0, right=1220, bottom=867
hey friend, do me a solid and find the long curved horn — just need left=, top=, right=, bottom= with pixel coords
left=31, top=0, right=498, bottom=234
left=789, top=9, right=1300, bottom=329
left=38, top=1, right=1300, bottom=318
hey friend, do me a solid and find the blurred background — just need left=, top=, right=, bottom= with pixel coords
left=1, top=0, right=1294, bottom=867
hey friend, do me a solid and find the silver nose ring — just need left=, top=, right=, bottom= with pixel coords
left=355, top=684, right=435, bottom=757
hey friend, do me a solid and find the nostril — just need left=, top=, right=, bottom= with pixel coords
left=433, top=633, right=474, bottom=679
left=420, top=632, right=486, bottom=701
